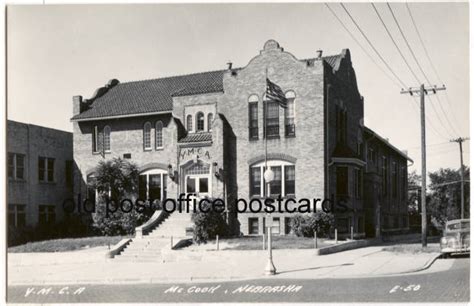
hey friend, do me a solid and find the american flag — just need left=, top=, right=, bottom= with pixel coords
left=266, top=78, right=287, bottom=108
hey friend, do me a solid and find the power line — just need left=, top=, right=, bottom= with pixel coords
left=371, top=3, right=421, bottom=85
left=387, top=3, right=459, bottom=138
left=324, top=3, right=402, bottom=88
left=405, top=3, right=463, bottom=136
left=339, top=3, right=408, bottom=89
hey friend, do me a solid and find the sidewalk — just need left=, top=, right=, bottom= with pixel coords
left=7, top=244, right=446, bottom=285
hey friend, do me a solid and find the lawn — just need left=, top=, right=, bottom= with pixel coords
left=189, top=235, right=334, bottom=251
left=8, top=236, right=127, bottom=253
left=382, top=243, right=440, bottom=254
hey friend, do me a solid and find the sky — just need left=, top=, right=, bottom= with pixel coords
left=6, top=2, right=470, bottom=176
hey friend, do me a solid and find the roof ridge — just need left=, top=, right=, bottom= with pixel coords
left=118, top=68, right=235, bottom=86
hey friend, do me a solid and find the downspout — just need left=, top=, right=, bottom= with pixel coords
left=325, top=83, right=331, bottom=200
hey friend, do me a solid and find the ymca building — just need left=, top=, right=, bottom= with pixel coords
left=71, top=40, right=412, bottom=238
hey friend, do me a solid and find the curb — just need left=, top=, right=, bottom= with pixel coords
left=394, top=252, right=441, bottom=275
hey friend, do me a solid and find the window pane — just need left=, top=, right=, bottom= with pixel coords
left=143, top=122, right=151, bottom=149
left=196, top=113, right=205, bottom=131
left=250, top=167, right=261, bottom=196
left=265, top=101, right=279, bottom=137
left=103, top=126, right=111, bottom=151
left=155, top=122, right=163, bottom=148
left=249, top=218, right=259, bottom=235
left=269, top=166, right=282, bottom=196
left=249, top=103, right=258, bottom=139
left=284, top=165, right=295, bottom=195
left=336, top=167, right=348, bottom=196
left=186, top=163, right=210, bottom=175
left=47, top=159, right=55, bottom=182
left=187, top=177, right=196, bottom=193
left=138, top=175, right=147, bottom=199
left=8, top=153, right=14, bottom=178
left=92, top=126, right=98, bottom=152
left=285, top=99, right=295, bottom=136
left=186, top=115, right=193, bottom=131
left=149, top=174, right=162, bottom=200
left=272, top=217, right=280, bottom=234
left=163, top=174, right=167, bottom=199
left=199, top=178, right=209, bottom=193
left=38, top=157, right=45, bottom=181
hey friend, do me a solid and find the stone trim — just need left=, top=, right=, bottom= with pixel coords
left=247, top=153, right=297, bottom=166
left=139, top=162, right=169, bottom=173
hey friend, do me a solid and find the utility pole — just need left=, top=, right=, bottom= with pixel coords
left=401, top=84, right=446, bottom=247
left=450, top=137, right=469, bottom=219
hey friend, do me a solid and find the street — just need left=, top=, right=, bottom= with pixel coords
left=8, top=256, right=469, bottom=303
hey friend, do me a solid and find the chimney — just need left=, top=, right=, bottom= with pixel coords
left=316, top=50, right=323, bottom=59
left=227, top=61, right=233, bottom=70
left=73, top=95, right=83, bottom=116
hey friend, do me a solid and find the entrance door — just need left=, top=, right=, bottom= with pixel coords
left=184, top=161, right=211, bottom=198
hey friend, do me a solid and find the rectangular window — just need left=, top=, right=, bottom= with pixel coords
left=39, top=205, right=56, bottom=225
left=382, top=156, right=388, bottom=196
left=38, top=157, right=45, bottom=181
left=65, top=160, right=73, bottom=188
left=392, top=162, right=398, bottom=198
left=8, top=153, right=25, bottom=180
left=248, top=218, right=259, bottom=235
left=149, top=174, right=162, bottom=200
left=284, top=165, right=295, bottom=196
left=269, top=166, right=282, bottom=196
left=250, top=167, right=261, bottom=197
left=272, top=217, right=280, bottom=234
left=336, top=166, right=348, bottom=196
left=92, top=125, right=99, bottom=153
left=8, top=204, right=26, bottom=227
left=187, top=177, right=196, bottom=193
left=199, top=177, right=209, bottom=193
left=249, top=102, right=259, bottom=140
left=336, top=106, right=347, bottom=144
left=354, top=168, right=362, bottom=199
left=47, top=158, right=55, bottom=182
left=265, top=101, right=279, bottom=138
left=284, top=99, right=295, bottom=137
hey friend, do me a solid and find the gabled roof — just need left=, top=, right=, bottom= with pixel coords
left=364, top=126, right=413, bottom=163
left=71, top=70, right=227, bottom=121
left=71, top=51, right=344, bottom=122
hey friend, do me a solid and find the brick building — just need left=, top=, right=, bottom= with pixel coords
left=71, top=40, right=411, bottom=238
left=7, top=120, right=73, bottom=229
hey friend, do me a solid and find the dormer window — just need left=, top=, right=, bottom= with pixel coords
left=196, top=112, right=205, bottom=132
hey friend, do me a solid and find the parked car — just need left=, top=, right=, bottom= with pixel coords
left=440, top=219, right=470, bottom=256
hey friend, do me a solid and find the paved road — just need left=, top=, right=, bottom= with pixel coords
left=8, top=256, right=469, bottom=303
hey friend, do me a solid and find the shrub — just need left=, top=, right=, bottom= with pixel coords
left=191, top=199, right=228, bottom=244
left=291, top=211, right=335, bottom=238
left=91, top=158, right=151, bottom=236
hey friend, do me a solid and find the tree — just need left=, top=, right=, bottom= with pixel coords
left=428, top=167, right=470, bottom=227
left=408, top=170, right=421, bottom=215
left=91, top=158, right=151, bottom=235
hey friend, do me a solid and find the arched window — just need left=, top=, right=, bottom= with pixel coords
left=285, top=91, right=296, bottom=137
left=248, top=95, right=259, bottom=140
left=143, top=122, right=151, bottom=150
left=138, top=169, right=168, bottom=202
left=207, top=113, right=213, bottom=132
left=186, top=115, right=193, bottom=132
left=103, top=125, right=111, bottom=152
left=249, top=160, right=295, bottom=197
left=196, top=112, right=205, bottom=132
left=155, top=121, right=163, bottom=149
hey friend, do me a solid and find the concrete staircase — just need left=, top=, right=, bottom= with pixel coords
left=114, top=212, right=193, bottom=262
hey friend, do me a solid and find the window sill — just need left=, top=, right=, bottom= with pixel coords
left=155, top=147, right=164, bottom=151
left=285, top=134, right=296, bottom=138
left=144, top=148, right=152, bottom=152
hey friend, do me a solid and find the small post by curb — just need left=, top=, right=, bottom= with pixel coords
left=170, top=236, right=173, bottom=249
left=216, top=235, right=219, bottom=251
left=314, top=230, right=318, bottom=249
left=351, top=226, right=354, bottom=240
left=262, top=232, right=266, bottom=250
left=335, top=228, right=338, bottom=244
